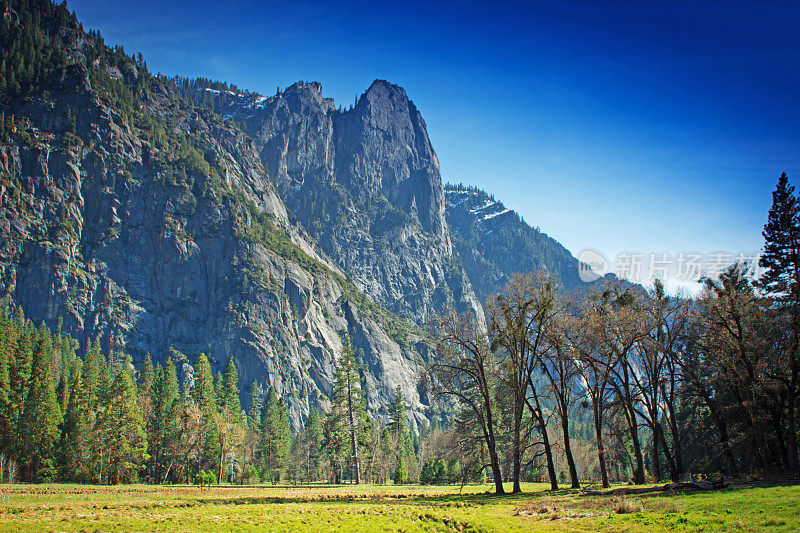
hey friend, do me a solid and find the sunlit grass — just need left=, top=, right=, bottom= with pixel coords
left=0, top=481, right=797, bottom=531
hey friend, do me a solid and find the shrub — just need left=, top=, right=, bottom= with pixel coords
left=194, top=469, right=216, bottom=488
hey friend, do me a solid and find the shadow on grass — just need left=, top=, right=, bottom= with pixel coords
left=196, top=485, right=586, bottom=508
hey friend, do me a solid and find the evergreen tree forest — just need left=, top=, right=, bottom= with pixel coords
left=0, top=311, right=430, bottom=485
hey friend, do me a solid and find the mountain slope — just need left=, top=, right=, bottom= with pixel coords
left=445, top=183, right=589, bottom=301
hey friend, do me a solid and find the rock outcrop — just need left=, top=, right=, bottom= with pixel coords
left=210, top=80, right=483, bottom=323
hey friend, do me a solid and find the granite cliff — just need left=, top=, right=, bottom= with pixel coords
left=0, top=2, right=435, bottom=429
left=202, top=80, right=482, bottom=324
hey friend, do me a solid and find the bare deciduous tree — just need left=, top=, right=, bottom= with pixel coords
left=429, top=310, right=505, bottom=495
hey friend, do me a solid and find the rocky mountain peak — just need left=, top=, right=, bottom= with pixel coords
left=338, top=80, right=446, bottom=238
left=208, top=78, right=483, bottom=322
left=285, top=80, right=323, bottom=95
left=361, top=79, right=408, bottom=104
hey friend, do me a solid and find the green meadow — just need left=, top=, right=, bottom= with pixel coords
left=1, top=482, right=798, bottom=532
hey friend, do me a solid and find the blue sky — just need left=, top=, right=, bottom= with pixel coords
left=68, top=0, right=800, bottom=289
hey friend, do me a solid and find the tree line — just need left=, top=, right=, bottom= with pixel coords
left=0, top=316, right=451, bottom=485
left=430, top=172, right=800, bottom=493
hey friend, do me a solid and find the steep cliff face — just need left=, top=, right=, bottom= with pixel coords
left=209, top=81, right=482, bottom=323
left=0, top=8, right=433, bottom=429
left=444, top=184, right=590, bottom=301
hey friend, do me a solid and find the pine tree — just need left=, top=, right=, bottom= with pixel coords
left=60, top=356, right=89, bottom=481
left=0, top=310, right=13, bottom=476
left=7, top=310, right=32, bottom=462
left=149, top=360, right=179, bottom=483
left=140, top=353, right=155, bottom=396
left=393, top=454, right=408, bottom=485
left=323, top=406, right=348, bottom=483
left=221, top=356, right=241, bottom=421
left=96, top=367, right=149, bottom=484
left=759, top=172, right=800, bottom=298
left=20, top=323, right=62, bottom=482
left=331, top=334, right=367, bottom=484
left=302, top=407, right=323, bottom=483
left=276, top=397, right=291, bottom=478
left=82, top=337, right=101, bottom=408
left=387, top=386, right=412, bottom=483
left=758, top=171, right=800, bottom=472
left=193, top=353, right=219, bottom=474
left=247, top=381, right=261, bottom=430
left=98, top=350, right=113, bottom=402
left=193, top=353, right=216, bottom=412
left=213, top=371, right=223, bottom=408
left=258, top=387, right=289, bottom=483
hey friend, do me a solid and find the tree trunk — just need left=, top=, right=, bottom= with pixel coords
left=618, top=363, right=645, bottom=484
left=593, top=405, right=610, bottom=488
left=529, top=391, right=557, bottom=490
left=541, top=423, right=558, bottom=490
left=665, top=402, right=684, bottom=481
left=561, top=411, right=580, bottom=488
left=625, top=399, right=646, bottom=484
left=512, top=390, right=524, bottom=493
left=788, top=390, right=800, bottom=472
left=217, top=431, right=226, bottom=485
left=652, top=429, right=661, bottom=481
left=706, top=397, right=737, bottom=475
left=769, top=405, right=790, bottom=471
left=655, top=422, right=678, bottom=482
left=484, top=391, right=505, bottom=495
left=488, top=444, right=505, bottom=495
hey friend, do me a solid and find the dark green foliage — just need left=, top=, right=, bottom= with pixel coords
left=247, top=381, right=261, bottom=429
left=193, top=353, right=216, bottom=412
left=221, top=356, right=241, bottom=421
left=759, top=172, right=800, bottom=299
left=60, top=356, right=87, bottom=481
left=0, top=0, right=76, bottom=101
left=166, top=75, right=261, bottom=114
left=148, top=359, right=179, bottom=483
left=193, top=353, right=220, bottom=474
left=299, top=406, right=324, bottom=482
left=393, top=454, right=408, bottom=485
left=388, top=386, right=413, bottom=483
left=139, top=353, right=155, bottom=395
left=95, top=368, right=148, bottom=484
left=258, top=387, right=290, bottom=483
left=420, top=458, right=447, bottom=485
left=20, top=322, right=62, bottom=481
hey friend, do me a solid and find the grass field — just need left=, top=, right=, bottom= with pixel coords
left=0, top=482, right=798, bottom=532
